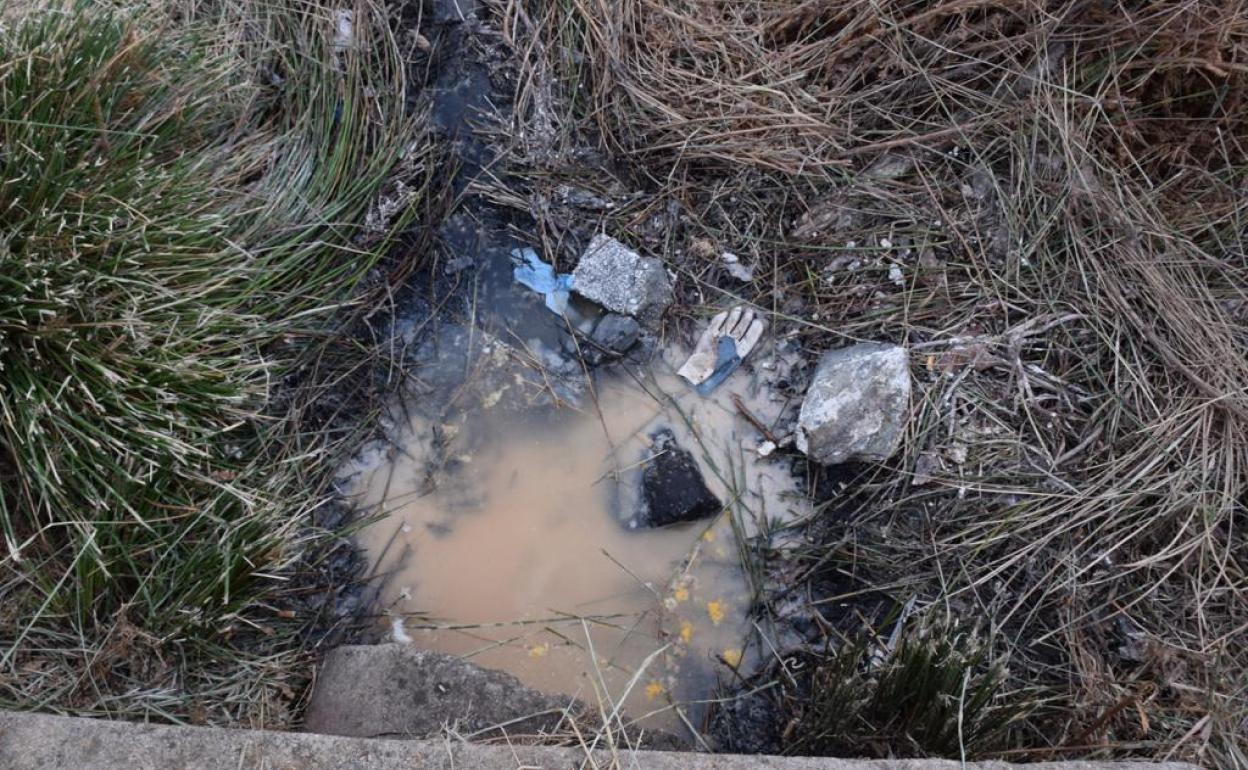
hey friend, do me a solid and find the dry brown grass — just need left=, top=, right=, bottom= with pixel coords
left=525, top=0, right=1248, bottom=175
left=489, top=0, right=1248, bottom=765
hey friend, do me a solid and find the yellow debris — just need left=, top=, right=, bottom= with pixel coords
left=644, top=681, right=665, bottom=701
left=679, top=620, right=694, bottom=644
left=701, top=529, right=716, bottom=542
left=673, top=586, right=689, bottom=602
left=721, top=648, right=743, bottom=668
left=527, top=643, right=549, bottom=658
left=706, top=600, right=726, bottom=626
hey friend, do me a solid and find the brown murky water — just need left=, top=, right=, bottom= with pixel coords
left=360, top=0, right=808, bottom=735
left=342, top=343, right=808, bottom=733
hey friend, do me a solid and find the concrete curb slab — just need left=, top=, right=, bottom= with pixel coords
left=304, top=644, right=585, bottom=740
left=0, top=710, right=1204, bottom=770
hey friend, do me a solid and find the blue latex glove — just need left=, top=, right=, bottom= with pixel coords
left=512, top=247, right=574, bottom=315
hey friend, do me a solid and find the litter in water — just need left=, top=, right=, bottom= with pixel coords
left=512, top=247, right=574, bottom=314
left=390, top=614, right=413, bottom=644
left=678, top=306, right=766, bottom=394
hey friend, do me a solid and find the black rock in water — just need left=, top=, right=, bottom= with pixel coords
left=591, top=313, right=641, bottom=354
left=632, top=429, right=721, bottom=528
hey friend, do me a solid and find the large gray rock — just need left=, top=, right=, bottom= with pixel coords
left=304, top=644, right=582, bottom=740
left=796, top=343, right=911, bottom=465
left=571, top=234, right=672, bottom=321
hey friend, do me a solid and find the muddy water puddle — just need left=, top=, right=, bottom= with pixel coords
left=349, top=0, right=814, bottom=736
left=341, top=334, right=809, bottom=734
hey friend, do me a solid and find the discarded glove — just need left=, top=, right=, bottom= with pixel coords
left=678, top=306, right=766, bottom=394
left=512, top=247, right=574, bottom=315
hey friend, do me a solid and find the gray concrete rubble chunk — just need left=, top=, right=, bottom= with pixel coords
left=303, top=644, right=581, bottom=740
left=0, top=710, right=1206, bottom=770
left=797, top=343, right=911, bottom=465
left=572, top=234, right=672, bottom=321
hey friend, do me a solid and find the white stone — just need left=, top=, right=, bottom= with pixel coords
left=796, top=343, right=911, bottom=465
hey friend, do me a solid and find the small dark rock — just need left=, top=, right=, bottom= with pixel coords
left=332, top=591, right=363, bottom=619
left=970, top=167, right=997, bottom=202
left=631, top=429, right=721, bottom=528
left=709, top=685, right=783, bottom=754
left=590, top=313, right=640, bottom=354
left=443, top=255, right=474, bottom=274
left=313, top=502, right=347, bottom=530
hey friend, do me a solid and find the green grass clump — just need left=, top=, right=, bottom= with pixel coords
left=0, top=0, right=418, bottom=722
left=790, top=618, right=1022, bottom=759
